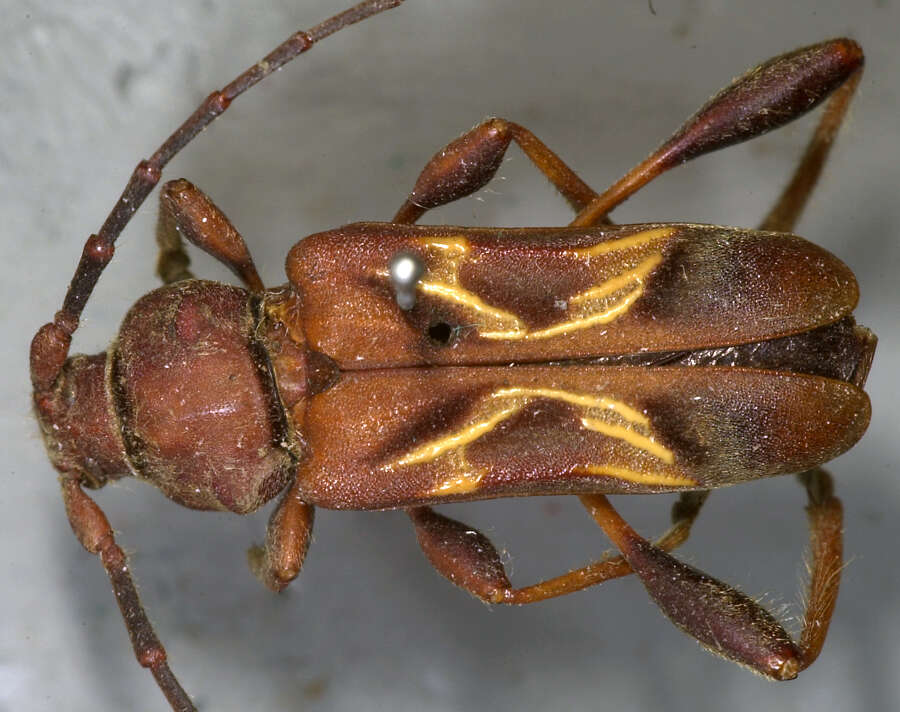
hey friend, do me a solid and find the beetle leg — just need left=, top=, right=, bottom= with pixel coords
left=156, top=179, right=265, bottom=293
left=247, top=478, right=315, bottom=592
left=60, top=477, right=196, bottom=712
left=578, top=468, right=842, bottom=679
left=406, top=491, right=707, bottom=605
left=571, top=39, right=864, bottom=227
left=393, top=118, right=602, bottom=224
left=155, top=183, right=194, bottom=285
left=758, top=69, right=862, bottom=232
left=793, top=468, right=843, bottom=669
left=30, top=0, right=405, bottom=396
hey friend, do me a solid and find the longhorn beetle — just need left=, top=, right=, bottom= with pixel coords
left=30, top=1, right=875, bottom=709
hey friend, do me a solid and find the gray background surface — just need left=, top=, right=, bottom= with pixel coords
left=3, top=1, right=899, bottom=711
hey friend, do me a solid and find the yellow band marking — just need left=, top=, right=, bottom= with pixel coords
left=568, top=226, right=674, bottom=257
left=574, top=465, right=695, bottom=488
left=483, top=285, right=643, bottom=340
left=394, top=403, right=520, bottom=467
left=580, top=417, right=674, bottom=464
left=391, top=227, right=673, bottom=341
left=418, top=281, right=524, bottom=333
left=430, top=467, right=485, bottom=495
left=492, top=386, right=649, bottom=426
left=568, top=254, right=664, bottom=304
left=427, top=237, right=469, bottom=253
left=380, top=385, right=689, bottom=494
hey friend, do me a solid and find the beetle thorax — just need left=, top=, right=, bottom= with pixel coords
left=35, top=280, right=326, bottom=513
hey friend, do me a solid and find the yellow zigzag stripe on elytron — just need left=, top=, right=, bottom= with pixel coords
left=568, top=254, right=664, bottom=304
left=483, top=282, right=647, bottom=340
left=393, top=402, right=520, bottom=467
left=496, top=387, right=649, bottom=426
left=430, top=466, right=485, bottom=495
left=568, top=226, right=675, bottom=257
left=574, top=465, right=695, bottom=487
left=406, top=227, right=672, bottom=341
left=383, top=386, right=688, bottom=495
left=580, top=418, right=674, bottom=464
left=417, top=281, right=523, bottom=333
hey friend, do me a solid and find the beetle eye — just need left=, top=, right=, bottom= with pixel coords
left=428, top=321, right=454, bottom=345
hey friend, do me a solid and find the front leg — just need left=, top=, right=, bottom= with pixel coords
left=31, top=0, right=407, bottom=398
left=156, top=179, right=265, bottom=292
left=248, top=477, right=315, bottom=592
left=60, top=477, right=196, bottom=712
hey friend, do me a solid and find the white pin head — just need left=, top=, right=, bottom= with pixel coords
left=388, top=251, right=425, bottom=310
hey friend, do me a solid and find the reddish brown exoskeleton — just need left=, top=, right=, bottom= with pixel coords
left=30, top=1, right=874, bottom=709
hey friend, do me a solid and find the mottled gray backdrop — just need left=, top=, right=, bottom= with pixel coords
left=3, top=2, right=898, bottom=711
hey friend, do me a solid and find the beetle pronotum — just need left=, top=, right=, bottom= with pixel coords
left=31, top=1, right=874, bottom=709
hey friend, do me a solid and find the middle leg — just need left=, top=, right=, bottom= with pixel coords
left=392, top=118, right=601, bottom=225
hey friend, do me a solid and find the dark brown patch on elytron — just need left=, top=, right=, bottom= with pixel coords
left=458, top=244, right=597, bottom=330
left=466, top=397, right=580, bottom=469
left=369, top=384, right=499, bottom=467
left=639, top=393, right=732, bottom=477
left=628, top=238, right=691, bottom=323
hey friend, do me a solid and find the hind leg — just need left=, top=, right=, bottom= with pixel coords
left=407, top=491, right=707, bottom=604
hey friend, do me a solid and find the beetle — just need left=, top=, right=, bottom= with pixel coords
left=29, top=0, right=875, bottom=709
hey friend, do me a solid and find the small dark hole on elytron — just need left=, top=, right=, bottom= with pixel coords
left=428, top=322, right=453, bottom=344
